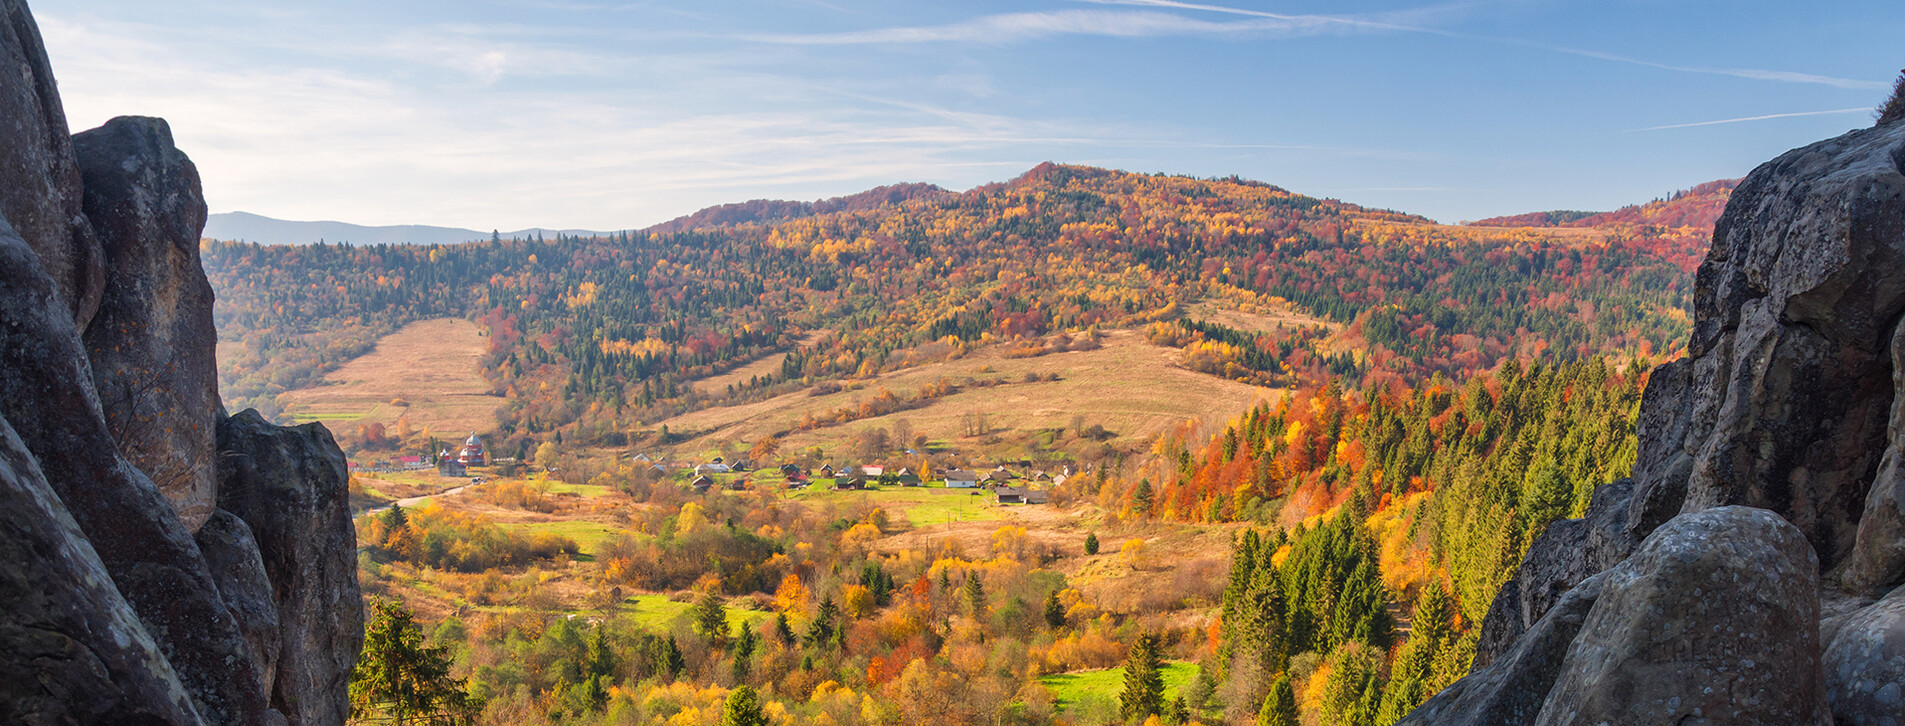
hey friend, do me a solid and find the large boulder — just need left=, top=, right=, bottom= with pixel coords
left=0, top=215, right=271, bottom=724
left=1534, top=506, right=1830, bottom=725
left=0, top=411, right=201, bottom=726
left=217, top=410, right=362, bottom=726
left=1823, top=584, right=1905, bottom=725
left=194, top=510, right=284, bottom=699
left=0, top=0, right=102, bottom=326
left=1398, top=572, right=1609, bottom=726
left=76, top=116, right=220, bottom=532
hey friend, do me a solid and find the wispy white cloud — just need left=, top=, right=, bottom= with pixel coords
left=1625, top=107, right=1870, bottom=132
left=1088, top=0, right=1887, bottom=90
left=1539, top=46, right=1887, bottom=91
left=738, top=9, right=1357, bottom=45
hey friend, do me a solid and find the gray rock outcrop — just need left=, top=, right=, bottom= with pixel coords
left=0, top=408, right=200, bottom=726
left=77, top=115, right=220, bottom=532
left=1415, top=108, right=1905, bottom=726
left=0, top=2, right=361, bottom=724
left=1823, top=584, right=1905, bottom=725
left=217, top=411, right=362, bottom=726
left=0, top=0, right=101, bottom=327
left=1535, top=507, right=1829, bottom=725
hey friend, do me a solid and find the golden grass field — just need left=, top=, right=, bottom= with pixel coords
left=692, top=332, right=827, bottom=394
left=279, top=318, right=498, bottom=437
left=658, top=329, right=1280, bottom=456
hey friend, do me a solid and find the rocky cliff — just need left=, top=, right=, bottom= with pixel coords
left=1404, top=117, right=1905, bottom=724
left=0, top=2, right=361, bottom=724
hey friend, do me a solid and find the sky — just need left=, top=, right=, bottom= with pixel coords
left=29, top=0, right=1905, bottom=230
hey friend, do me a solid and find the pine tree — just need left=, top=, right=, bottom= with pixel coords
left=806, top=596, right=840, bottom=647
left=1085, top=531, right=1100, bottom=555
left=1132, top=479, right=1155, bottom=516
left=694, top=591, right=729, bottom=645
left=1043, top=589, right=1066, bottom=629
left=1256, top=674, right=1298, bottom=726
left=720, top=685, right=769, bottom=726
left=772, top=612, right=796, bottom=644
left=350, top=600, right=479, bottom=725
left=731, top=622, right=759, bottom=683
left=652, top=636, right=685, bottom=681
left=1120, top=633, right=1166, bottom=721
left=963, top=573, right=988, bottom=618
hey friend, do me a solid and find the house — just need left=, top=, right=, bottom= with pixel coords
left=700, top=458, right=732, bottom=474
left=456, top=433, right=487, bottom=466
left=730, top=459, right=752, bottom=472
left=1051, top=473, right=1069, bottom=487
left=861, top=465, right=886, bottom=477
left=984, top=467, right=1018, bottom=484
left=995, top=486, right=1051, bottom=505
left=691, top=475, right=715, bottom=492
left=894, top=468, right=922, bottom=486
left=780, top=463, right=803, bottom=476
left=726, top=478, right=749, bottom=491
left=818, top=464, right=836, bottom=478
left=437, top=449, right=466, bottom=477
left=787, top=480, right=811, bottom=490
left=943, top=469, right=980, bottom=488
left=831, top=478, right=866, bottom=491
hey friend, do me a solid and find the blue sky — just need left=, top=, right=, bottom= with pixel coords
left=30, top=0, right=1903, bottom=230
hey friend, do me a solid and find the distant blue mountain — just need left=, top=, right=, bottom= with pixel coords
left=203, top=211, right=610, bottom=245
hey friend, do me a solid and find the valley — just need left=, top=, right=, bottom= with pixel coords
left=204, top=166, right=1726, bottom=726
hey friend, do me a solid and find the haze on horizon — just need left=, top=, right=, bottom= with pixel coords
left=31, top=0, right=1904, bottom=231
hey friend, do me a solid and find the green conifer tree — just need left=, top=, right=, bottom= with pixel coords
left=1120, top=633, right=1166, bottom=722
left=721, top=685, right=769, bottom=726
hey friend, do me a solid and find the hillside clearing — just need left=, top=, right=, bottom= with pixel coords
left=656, top=330, right=1276, bottom=456
left=278, top=318, right=497, bottom=436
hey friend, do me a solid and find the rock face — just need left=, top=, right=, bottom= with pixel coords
left=1536, top=507, right=1829, bottom=725
left=218, top=411, right=363, bottom=726
left=1823, top=584, right=1905, bottom=725
left=0, top=194, right=271, bottom=725
left=77, top=116, right=220, bottom=532
left=1413, top=117, right=1905, bottom=725
left=0, top=408, right=200, bottom=726
left=0, top=0, right=102, bottom=327
left=194, top=511, right=283, bottom=698
left=0, top=3, right=361, bottom=725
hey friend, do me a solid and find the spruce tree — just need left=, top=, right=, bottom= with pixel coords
left=1120, top=633, right=1166, bottom=721
left=1256, top=674, right=1298, bottom=726
left=693, top=591, right=729, bottom=645
left=350, top=600, right=479, bottom=724
left=1085, top=531, right=1100, bottom=555
left=963, top=573, right=988, bottom=618
left=1043, top=589, right=1066, bottom=629
left=720, top=685, right=769, bottom=726
left=731, top=622, right=758, bottom=683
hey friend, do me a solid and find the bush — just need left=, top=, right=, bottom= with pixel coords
left=1881, top=70, right=1905, bottom=126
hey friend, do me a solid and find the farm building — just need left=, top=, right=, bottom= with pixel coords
left=943, top=469, right=980, bottom=488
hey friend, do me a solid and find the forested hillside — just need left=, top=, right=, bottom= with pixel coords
left=207, top=163, right=1712, bottom=438
left=204, top=164, right=1728, bottom=726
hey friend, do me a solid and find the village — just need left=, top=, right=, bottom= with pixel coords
left=348, top=431, right=1081, bottom=508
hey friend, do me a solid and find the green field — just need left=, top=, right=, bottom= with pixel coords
left=623, top=593, right=774, bottom=634
left=780, top=485, right=1003, bottom=527
left=500, top=520, right=624, bottom=559
left=1039, top=661, right=1197, bottom=713
left=542, top=481, right=613, bottom=498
